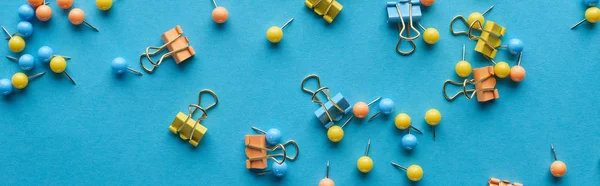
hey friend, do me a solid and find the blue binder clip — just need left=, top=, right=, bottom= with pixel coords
left=301, top=74, right=351, bottom=129
left=386, top=0, right=422, bottom=55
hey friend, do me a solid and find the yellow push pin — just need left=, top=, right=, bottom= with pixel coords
left=391, top=162, right=423, bottom=181
left=467, top=5, right=494, bottom=30
left=356, top=139, right=373, bottom=173
left=571, top=7, right=600, bottom=30
left=50, top=56, right=76, bottom=85
left=418, top=23, right=439, bottom=45
left=424, top=109, right=441, bottom=141
left=455, top=44, right=472, bottom=78
left=96, top=0, right=113, bottom=11
left=484, top=56, right=511, bottom=79
left=12, top=72, right=45, bottom=89
left=266, top=18, right=294, bottom=43
left=2, top=26, right=25, bottom=53
left=318, top=161, right=335, bottom=186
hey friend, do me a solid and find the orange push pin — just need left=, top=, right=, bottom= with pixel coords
left=343, top=97, right=382, bottom=125
left=550, top=144, right=567, bottom=177
left=318, top=161, right=335, bottom=186
left=57, top=0, right=73, bottom=9
left=68, top=8, right=99, bottom=32
left=35, top=1, right=53, bottom=22
left=211, top=0, right=228, bottom=23
left=28, top=0, right=45, bottom=8
left=510, top=53, right=526, bottom=82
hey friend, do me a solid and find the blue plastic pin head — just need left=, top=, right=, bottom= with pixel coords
left=18, top=4, right=35, bottom=21
left=37, top=46, right=54, bottom=63
left=378, top=98, right=395, bottom=115
left=584, top=0, right=599, bottom=6
left=17, top=21, right=33, bottom=37
left=18, top=54, right=35, bottom=70
left=0, top=78, right=13, bottom=95
left=507, top=38, right=524, bottom=55
left=401, top=133, right=418, bottom=150
left=265, top=128, right=282, bottom=146
left=272, top=162, right=288, bottom=177
left=111, top=57, right=128, bottom=74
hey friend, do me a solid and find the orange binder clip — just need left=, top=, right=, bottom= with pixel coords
left=168, top=89, right=218, bottom=147
left=488, top=178, right=523, bottom=186
left=245, top=130, right=299, bottom=175
left=443, top=66, right=499, bottom=102
left=140, top=25, right=195, bottom=73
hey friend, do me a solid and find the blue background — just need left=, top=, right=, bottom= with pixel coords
left=1, top=0, right=599, bottom=185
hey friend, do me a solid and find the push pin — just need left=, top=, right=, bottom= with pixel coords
left=211, top=0, right=229, bottom=23
left=37, top=46, right=71, bottom=63
left=2, top=26, right=26, bottom=53
left=266, top=18, right=294, bottom=43
left=0, top=78, right=13, bottom=96
left=328, top=97, right=380, bottom=142
left=550, top=144, right=567, bottom=177
left=111, top=57, right=142, bottom=76
left=368, top=98, right=395, bottom=122
left=17, top=21, right=33, bottom=38
left=356, top=139, right=373, bottom=173
left=168, top=90, right=219, bottom=147
left=304, top=0, right=343, bottom=23
left=450, top=5, right=494, bottom=34
left=140, top=25, right=195, bottom=73
left=68, top=8, right=99, bottom=32
left=510, top=53, right=526, bottom=82
left=418, top=23, right=439, bottom=44
left=11, top=72, right=45, bottom=90
left=394, top=113, right=423, bottom=150
left=28, top=0, right=45, bottom=8
left=571, top=6, right=600, bottom=29
left=484, top=56, right=511, bottom=79
left=251, top=127, right=282, bottom=146
left=391, top=162, right=423, bottom=181
left=18, top=4, right=35, bottom=21
left=35, top=1, right=53, bottom=22
left=57, top=0, right=73, bottom=9
left=455, top=44, right=472, bottom=78
left=96, top=0, right=113, bottom=11
left=6, top=54, right=35, bottom=71
left=318, top=161, right=335, bottom=186
left=504, top=38, right=524, bottom=55
left=420, top=0, right=434, bottom=6
left=424, top=109, right=441, bottom=141
left=301, top=74, right=351, bottom=129
left=49, top=56, right=76, bottom=85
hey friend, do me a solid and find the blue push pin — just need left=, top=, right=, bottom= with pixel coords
left=271, top=162, right=288, bottom=177
left=506, top=38, right=524, bottom=55
left=252, top=126, right=282, bottom=146
left=401, top=133, right=418, bottom=150
left=18, top=4, right=35, bottom=21
left=6, top=54, right=35, bottom=70
left=368, top=98, right=395, bottom=122
left=38, top=46, right=71, bottom=63
left=16, top=21, right=33, bottom=37
left=584, top=0, right=599, bottom=6
left=0, top=78, right=13, bottom=96
left=111, top=57, right=143, bottom=76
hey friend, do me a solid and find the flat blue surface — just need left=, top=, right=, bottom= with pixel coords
left=1, top=0, right=599, bottom=185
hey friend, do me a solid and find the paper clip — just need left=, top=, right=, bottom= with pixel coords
left=140, top=25, right=195, bottom=73
left=245, top=134, right=299, bottom=177
left=168, top=89, right=218, bottom=147
left=488, top=178, right=523, bottom=186
left=443, top=66, right=499, bottom=102
left=305, top=0, right=343, bottom=23
left=301, top=74, right=351, bottom=129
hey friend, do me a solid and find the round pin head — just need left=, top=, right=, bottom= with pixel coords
left=57, top=0, right=73, bottom=9
left=68, top=8, right=86, bottom=25
left=401, top=133, right=417, bottom=150
left=356, top=156, right=373, bottom=173
left=38, top=46, right=54, bottom=63
left=550, top=161, right=567, bottom=177
left=265, top=128, right=282, bottom=146
left=18, top=54, right=35, bottom=70
left=266, top=26, right=283, bottom=43
left=17, top=21, right=33, bottom=37
left=111, top=57, right=128, bottom=74
left=0, top=78, right=13, bottom=95
left=584, top=0, right=599, bottom=6
left=394, top=113, right=411, bottom=130
left=272, top=162, right=288, bottom=177
left=455, top=61, right=472, bottom=77
left=406, top=165, right=424, bottom=181
left=327, top=126, right=344, bottom=142
left=494, top=62, right=511, bottom=78
left=28, top=0, right=44, bottom=8
left=352, top=102, right=370, bottom=118
left=96, top=0, right=113, bottom=11
left=510, top=66, right=526, bottom=82
left=420, top=0, right=434, bottom=6
left=467, top=12, right=484, bottom=29
left=212, top=7, right=229, bottom=23
left=50, top=56, right=67, bottom=73
left=507, top=38, right=524, bottom=55
left=378, top=98, right=395, bottom=115
left=35, top=4, right=52, bottom=21
left=11, top=73, right=29, bottom=89
left=8, top=36, right=26, bottom=53
left=319, top=178, right=335, bottom=186
left=18, top=4, right=35, bottom=21
left=585, top=7, right=600, bottom=23
left=423, top=28, right=439, bottom=44
left=425, top=109, right=441, bottom=126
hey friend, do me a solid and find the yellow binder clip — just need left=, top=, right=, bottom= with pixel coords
left=168, top=89, right=218, bottom=147
left=305, top=0, right=343, bottom=23
left=468, top=20, right=506, bottom=59
left=140, top=25, right=196, bottom=73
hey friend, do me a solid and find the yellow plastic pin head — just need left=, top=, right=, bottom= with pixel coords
left=467, top=12, right=484, bottom=29
left=8, top=36, right=26, bottom=53
left=494, top=62, right=511, bottom=78
left=357, top=156, right=373, bottom=173
left=585, top=7, right=600, bottom=23
left=266, top=26, right=283, bottom=43
left=406, top=165, right=424, bottom=181
left=50, top=56, right=67, bottom=73
left=394, top=113, right=411, bottom=130
left=455, top=61, right=472, bottom=77
left=423, top=28, right=439, bottom=44
left=425, top=109, right=441, bottom=126
left=327, top=125, right=344, bottom=142
left=96, top=0, right=113, bottom=11
left=11, top=73, right=28, bottom=89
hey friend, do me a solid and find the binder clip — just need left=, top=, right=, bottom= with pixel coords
left=386, top=1, right=438, bottom=55
left=443, top=66, right=499, bottom=102
left=301, top=74, right=351, bottom=129
left=468, top=20, right=506, bottom=59
left=488, top=178, right=523, bottom=186
left=304, top=0, right=343, bottom=23
left=245, top=128, right=299, bottom=177
left=168, top=89, right=218, bottom=147
left=140, top=25, right=195, bottom=73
